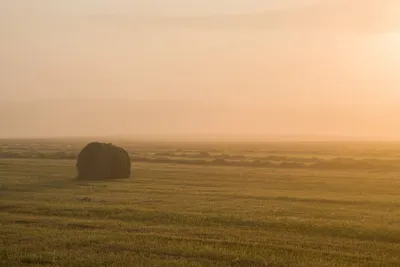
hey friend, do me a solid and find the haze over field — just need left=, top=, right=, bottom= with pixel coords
left=3, top=3, right=400, bottom=266
left=1, top=0, right=400, bottom=139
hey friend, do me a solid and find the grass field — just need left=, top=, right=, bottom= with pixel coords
left=1, top=140, right=400, bottom=266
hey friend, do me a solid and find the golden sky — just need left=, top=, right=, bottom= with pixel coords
left=1, top=1, right=399, bottom=139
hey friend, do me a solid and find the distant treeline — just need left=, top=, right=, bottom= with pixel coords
left=152, top=151, right=322, bottom=163
left=0, top=150, right=399, bottom=171
left=131, top=156, right=399, bottom=171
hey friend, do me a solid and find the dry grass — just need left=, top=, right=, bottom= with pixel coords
left=1, top=140, right=400, bottom=266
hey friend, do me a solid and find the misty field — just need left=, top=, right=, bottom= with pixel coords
left=1, top=140, right=400, bottom=266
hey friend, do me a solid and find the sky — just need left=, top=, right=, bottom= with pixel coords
left=0, top=0, right=322, bottom=16
left=1, top=1, right=400, bottom=139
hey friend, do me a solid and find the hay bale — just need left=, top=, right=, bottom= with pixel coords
left=109, top=145, right=131, bottom=178
left=76, top=142, right=131, bottom=180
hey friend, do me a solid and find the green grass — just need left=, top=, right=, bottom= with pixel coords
left=1, top=141, right=400, bottom=266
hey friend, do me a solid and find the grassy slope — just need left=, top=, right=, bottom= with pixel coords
left=1, top=156, right=400, bottom=266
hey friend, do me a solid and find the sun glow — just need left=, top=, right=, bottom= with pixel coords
left=364, top=32, right=400, bottom=73
left=380, top=32, right=400, bottom=62
left=367, top=31, right=400, bottom=98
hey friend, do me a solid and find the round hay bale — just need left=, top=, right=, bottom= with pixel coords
left=109, top=145, right=131, bottom=178
left=76, top=142, right=131, bottom=180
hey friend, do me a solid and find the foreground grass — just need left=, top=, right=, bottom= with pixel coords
left=1, top=158, right=400, bottom=266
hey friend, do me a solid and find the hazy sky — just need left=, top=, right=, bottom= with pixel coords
left=1, top=1, right=400, bottom=139
left=1, top=0, right=321, bottom=15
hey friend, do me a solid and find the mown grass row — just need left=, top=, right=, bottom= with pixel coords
left=2, top=158, right=400, bottom=266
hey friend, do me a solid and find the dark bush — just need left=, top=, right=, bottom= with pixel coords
left=210, top=159, right=230, bottom=165
left=251, top=160, right=273, bottom=167
left=180, top=151, right=212, bottom=158
left=279, top=161, right=306, bottom=168
left=216, top=153, right=232, bottom=159
left=230, top=155, right=246, bottom=160
left=153, top=151, right=175, bottom=157
left=198, top=151, right=211, bottom=157
left=310, top=160, right=374, bottom=170
left=76, top=142, right=131, bottom=180
left=152, top=157, right=171, bottom=163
